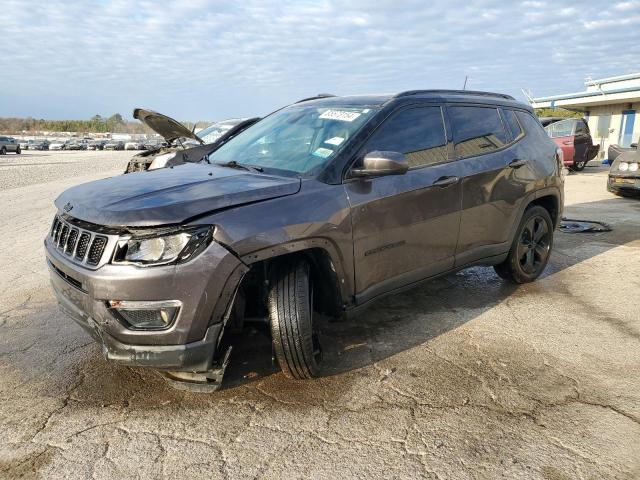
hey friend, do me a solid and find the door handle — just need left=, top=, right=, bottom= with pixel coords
left=509, top=159, right=528, bottom=168
left=432, top=176, right=459, bottom=187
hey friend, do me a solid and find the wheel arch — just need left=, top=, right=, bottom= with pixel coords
left=240, top=241, right=348, bottom=318
left=529, top=193, right=560, bottom=228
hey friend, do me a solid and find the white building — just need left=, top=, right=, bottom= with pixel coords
left=530, top=73, right=640, bottom=158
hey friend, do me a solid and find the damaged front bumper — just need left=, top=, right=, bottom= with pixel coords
left=45, top=235, right=247, bottom=373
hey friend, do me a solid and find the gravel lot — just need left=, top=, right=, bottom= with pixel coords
left=0, top=151, right=639, bottom=479
left=0, top=150, right=130, bottom=189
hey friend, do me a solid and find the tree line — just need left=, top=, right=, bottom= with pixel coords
left=0, top=114, right=152, bottom=135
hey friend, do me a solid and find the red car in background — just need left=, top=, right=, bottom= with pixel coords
left=543, top=118, right=599, bottom=171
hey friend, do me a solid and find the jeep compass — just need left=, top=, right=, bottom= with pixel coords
left=45, top=90, right=564, bottom=390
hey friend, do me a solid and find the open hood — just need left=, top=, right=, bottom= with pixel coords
left=134, top=108, right=204, bottom=145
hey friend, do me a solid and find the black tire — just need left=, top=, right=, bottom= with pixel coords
left=494, top=205, right=554, bottom=284
left=16, top=146, right=21, bottom=155
left=0, top=147, right=6, bottom=155
left=570, top=160, right=586, bottom=171
left=268, top=258, right=322, bottom=379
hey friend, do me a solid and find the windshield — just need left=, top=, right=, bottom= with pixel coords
left=545, top=119, right=575, bottom=138
left=207, top=105, right=378, bottom=175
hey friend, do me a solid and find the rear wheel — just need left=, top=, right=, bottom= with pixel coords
left=571, top=160, right=586, bottom=171
left=494, top=205, right=553, bottom=283
left=268, top=258, right=322, bottom=379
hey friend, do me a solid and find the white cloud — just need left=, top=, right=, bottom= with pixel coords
left=0, top=0, right=637, bottom=119
left=614, top=1, right=640, bottom=10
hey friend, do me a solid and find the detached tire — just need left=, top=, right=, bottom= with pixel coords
left=268, top=258, right=322, bottom=379
left=494, top=205, right=554, bottom=284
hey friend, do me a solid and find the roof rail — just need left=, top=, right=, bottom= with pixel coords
left=395, top=90, right=515, bottom=100
left=295, top=93, right=336, bottom=103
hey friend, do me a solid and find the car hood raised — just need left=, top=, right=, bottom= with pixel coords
left=55, top=163, right=301, bottom=227
left=134, top=108, right=203, bottom=145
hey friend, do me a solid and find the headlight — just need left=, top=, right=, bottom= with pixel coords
left=619, top=162, right=629, bottom=171
left=113, top=226, right=213, bottom=266
left=629, top=162, right=639, bottom=172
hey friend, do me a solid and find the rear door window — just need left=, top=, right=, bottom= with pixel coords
left=363, top=106, right=448, bottom=168
left=501, top=109, right=524, bottom=141
left=449, top=106, right=509, bottom=158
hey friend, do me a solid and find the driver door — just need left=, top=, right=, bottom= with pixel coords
left=344, top=105, right=462, bottom=304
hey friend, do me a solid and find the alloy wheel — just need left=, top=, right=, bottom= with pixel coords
left=517, top=215, right=550, bottom=275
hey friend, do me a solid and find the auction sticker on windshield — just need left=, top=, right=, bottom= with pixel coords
left=325, top=136, right=344, bottom=146
left=319, top=110, right=361, bottom=122
left=312, top=147, right=334, bottom=158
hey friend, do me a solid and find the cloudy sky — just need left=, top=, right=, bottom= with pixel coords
left=1, top=0, right=639, bottom=121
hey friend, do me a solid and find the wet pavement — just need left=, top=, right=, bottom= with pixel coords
left=1, top=154, right=639, bottom=479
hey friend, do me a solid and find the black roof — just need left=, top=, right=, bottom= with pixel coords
left=297, top=90, right=530, bottom=110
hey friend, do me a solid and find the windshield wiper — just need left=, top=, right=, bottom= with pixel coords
left=216, top=160, right=263, bottom=173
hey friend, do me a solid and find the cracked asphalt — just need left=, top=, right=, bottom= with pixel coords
left=1, top=151, right=639, bottom=479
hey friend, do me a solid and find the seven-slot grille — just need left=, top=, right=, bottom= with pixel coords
left=50, top=216, right=109, bottom=266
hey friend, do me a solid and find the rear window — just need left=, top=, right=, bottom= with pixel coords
left=502, top=109, right=524, bottom=141
left=449, top=106, right=508, bottom=158
left=545, top=119, right=574, bottom=138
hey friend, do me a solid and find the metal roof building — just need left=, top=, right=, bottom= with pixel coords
left=530, top=73, right=640, bottom=158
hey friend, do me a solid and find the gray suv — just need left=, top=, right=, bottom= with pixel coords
left=0, top=136, right=21, bottom=154
left=46, top=90, right=564, bottom=390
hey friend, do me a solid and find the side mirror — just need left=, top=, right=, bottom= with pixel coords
left=351, top=151, right=409, bottom=178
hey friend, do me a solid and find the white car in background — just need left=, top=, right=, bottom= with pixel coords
left=49, top=140, right=67, bottom=150
left=124, top=141, right=143, bottom=150
left=197, top=118, right=250, bottom=144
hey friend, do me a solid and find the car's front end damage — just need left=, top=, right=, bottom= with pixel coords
left=45, top=162, right=303, bottom=390
left=608, top=149, right=640, bottom=196
left=45, top=219, right=246, bottom=377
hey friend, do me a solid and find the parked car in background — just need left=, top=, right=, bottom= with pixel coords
left=539, top=117, right=566, bottom=128
left=124, top=141, right=145, bottom=150
left=197, top=118, right=251, bottom=144
left=544, top=118, right=599, bottom=171
left=65, top=140, right=86, bottom=151
left=49, top=140, right=68, bottom=150
left=103, top=140, right=125, bottom=150
left=29, top=139, right=50, bottom=150
left=47, top=90, right=563, bottom=391
left=608, top=140, right=638, bottom=164
left=143, top=138, right=168, bottom=150
left=19, top=139, right=30, bottom=150
left=0, top=136, right=21, bottom=154
left=87, top=140, right=107, bottom=150
left=608, top=142, right=639, bottom=197
left=124, top=109, right=259, bottom=173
